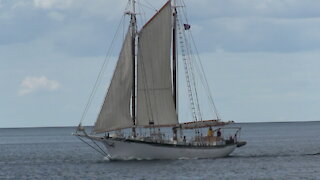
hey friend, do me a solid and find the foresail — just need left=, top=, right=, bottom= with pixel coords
left=93, top=28, right=133, bottom=133
left=137, top=1, right=178, bottom=126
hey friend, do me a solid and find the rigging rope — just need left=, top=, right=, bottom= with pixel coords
left=76, top=136, right=108, bottom=157
left=137, top=0, right=147, bottom=30
left=177, top=15, right=202, bottom=122
left=78, top=15, right=126, bottom=130
left=141, top=0, right=158, bottom=11
left=188, top=32, right=221, bottom=119
left=177, top=0, right=221, bottom=120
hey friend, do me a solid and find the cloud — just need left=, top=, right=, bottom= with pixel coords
left=33, top=0, right=73, bottom=9
left=18, top=76, right=61, bottom=96
left=32, top=0, right=127, bottom=20
left=185, top=0, right=320, bottom=19
left=47, top=11, right=65, bottom=21
left=3, top=0, right=319, bottom=55
left=191, top=16, right=320, bottom=53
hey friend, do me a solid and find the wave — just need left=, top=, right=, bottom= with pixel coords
left=97, top=152, right=320, bottom=162
left=229, top=152, right=320, bottom=158
left=307, top=152, right=320, bottom=156
left=104, top=156, right=161, bottom=161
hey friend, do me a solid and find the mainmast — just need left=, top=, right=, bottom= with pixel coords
left=172, top=0, right=178, bottom=117
left=131, top=0, right=137, bottom=136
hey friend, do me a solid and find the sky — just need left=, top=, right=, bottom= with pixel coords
left=1, top=0, right=320, bottom=128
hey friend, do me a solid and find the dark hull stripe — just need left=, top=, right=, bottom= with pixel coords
left=105, top=137, right=236, bottom=149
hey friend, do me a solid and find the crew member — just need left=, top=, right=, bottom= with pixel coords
left=217, top=128, right=222, bottom=137
left=207, top=127, right=213, bottom=137
left=172, top=127, right=178, bottom=141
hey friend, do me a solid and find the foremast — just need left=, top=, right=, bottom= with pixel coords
left=130, top=0, right=137, bottom=137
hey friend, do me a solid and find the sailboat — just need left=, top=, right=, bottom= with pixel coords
left=74, top=0, right=246, bottom=160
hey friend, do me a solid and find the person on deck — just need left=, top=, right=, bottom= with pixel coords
left=207, top=127, right=213, bottom=137
left=217, top=128, right=222, bottom=137
left=172, top=127, right=178, bottom=141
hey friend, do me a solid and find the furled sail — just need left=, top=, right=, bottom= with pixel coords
left=136, top=1, right=178, bottom=126
left=93, top=27, right=133, bottom=133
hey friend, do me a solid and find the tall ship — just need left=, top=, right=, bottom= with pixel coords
left=74, top=0, right=246, bottom=160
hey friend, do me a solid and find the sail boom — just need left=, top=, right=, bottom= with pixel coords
left=180, top=120, right=232, bottom=130
left=94, top=125, right=134, bottom=134
left=139, top=123, right=178, bottom=129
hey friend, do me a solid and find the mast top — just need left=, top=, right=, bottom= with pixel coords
left=124, top=0, right=136, bottom=15
left=131, top=0, right=136, bottom=13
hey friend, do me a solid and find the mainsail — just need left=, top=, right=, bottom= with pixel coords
left=93, top=27, right=133, bottom=133
left=136, top=2, right=178, bottom=126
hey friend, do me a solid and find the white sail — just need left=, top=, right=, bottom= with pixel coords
left=136, top=2, right=178, bottom=126
left=93, top=28, right=133, bottom=133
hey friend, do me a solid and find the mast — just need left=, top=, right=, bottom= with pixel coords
left=131, top=0, right=137, bottom=136
left=172, top=0, right=178, bottom=116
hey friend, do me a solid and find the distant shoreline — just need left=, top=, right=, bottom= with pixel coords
left=1, top=120, right=319, bottom=129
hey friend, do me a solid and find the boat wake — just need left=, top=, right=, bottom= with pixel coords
left=307, top=152, right=320, bottom=156
left=100, top=151, right=320, bottom=161
left=100, top=156, right=213, bottom=161
left=96, top=152, right=320, bottom=162
left=230, top=152, right=320, bottom=159
left=104, top=156, right=160, bottom=161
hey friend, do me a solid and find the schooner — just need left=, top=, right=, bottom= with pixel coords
left=74, top=0, right=246, bottom=160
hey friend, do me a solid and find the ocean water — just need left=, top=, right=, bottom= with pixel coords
left=0, top=122, right=320, bottom=180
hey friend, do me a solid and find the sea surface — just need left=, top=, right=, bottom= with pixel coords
left=0, top=122, right=320, bottom=180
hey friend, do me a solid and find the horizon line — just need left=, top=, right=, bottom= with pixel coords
left=0, top=120, right=319, bottom=129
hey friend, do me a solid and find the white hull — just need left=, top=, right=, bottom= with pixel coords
left=100, top=138, right=237, bottom=160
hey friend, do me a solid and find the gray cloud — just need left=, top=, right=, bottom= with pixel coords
left=0, top=0, right=128, bottom=55
left=3, top=0, right=320, bottom=56
left=192, top=17, right=320, bottom=53
left=177, top=0, right=320, bottom=53
left=185, top=0, right=320, bottom=19
left=0, top=1, right=52, bottom=45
